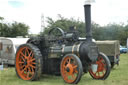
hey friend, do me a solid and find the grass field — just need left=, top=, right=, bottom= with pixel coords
left=0, top=54, right=128, bottom=85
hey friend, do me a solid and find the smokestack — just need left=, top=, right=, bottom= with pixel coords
left=84, top=0, right=95, bottom=41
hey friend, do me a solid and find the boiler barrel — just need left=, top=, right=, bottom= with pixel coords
left=50, top=44, right=80, bottom=57
left=50, top=41, right=98, bottom=62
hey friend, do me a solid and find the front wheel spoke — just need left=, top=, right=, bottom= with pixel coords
left=102, top=71, right=105, bottom=75
left=97, top=72, right=100, bottom=77
left=99, top=58, right=103, bottom=62
left=63, top=74, right=68, bottom=80
left=98, top=57, right=101, bottom=61
left=74, top=70, right=78, bottom=73
left=63, top=65, right=66, bottom=69
left=68, top=58, right=71, bottom=64
left=103, top=63, right=106, bottom=67
left=64, top=69, right=67, bottom=73
left=73, top=65, right=77, bottom=69
left=71, top=74, right=76, bottom=79
left=103, top=67, right=106, bottom=71
left=94, top=71, right=98, bottom=75
left=65, top=71, right=69, bottom=76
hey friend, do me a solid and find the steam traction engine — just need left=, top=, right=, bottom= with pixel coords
left=15, top=0, right=111, bottom=84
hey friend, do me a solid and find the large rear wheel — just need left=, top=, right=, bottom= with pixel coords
left=60, top=54, right=83, bottom=84
left=89, top=52, right=111, bottom=80
left=15, top=44, right=42, bottom=81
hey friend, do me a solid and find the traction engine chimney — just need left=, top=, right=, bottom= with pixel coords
left=84, top=0, right=95, bottom=41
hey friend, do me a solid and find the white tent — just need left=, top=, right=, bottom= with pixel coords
left=7, top=38, right=29, bottom=53
left=0, top=37, right=29, bottom=65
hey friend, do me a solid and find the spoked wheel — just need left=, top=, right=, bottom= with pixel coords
left=60, top=54, right=83, bottom=84
left=89, top=52, right=111, bottom=80
left=15, top=44, right=42, bottom=81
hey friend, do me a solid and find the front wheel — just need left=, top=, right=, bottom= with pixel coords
left=89, top=52, right=111, bottom=80
left=60, top=54, right=83, bottom=84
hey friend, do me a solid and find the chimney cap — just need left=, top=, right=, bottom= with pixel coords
left=84, top=0, right=95, bottom=5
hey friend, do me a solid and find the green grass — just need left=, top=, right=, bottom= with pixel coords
left=0, top=54, right=128, bottom=85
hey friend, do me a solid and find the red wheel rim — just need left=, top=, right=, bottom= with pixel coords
left=61, top=56, right=78, bottom=83
left=89, top=56, right=106, bottom=79
left=16, top=46, right=36, bottom=80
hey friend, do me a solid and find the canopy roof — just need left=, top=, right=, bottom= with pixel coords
left=0, top=37, right=29, bottom=45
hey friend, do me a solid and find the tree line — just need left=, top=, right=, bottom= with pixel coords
left=0, top=16, right=128, bottom=45
left=0, top=16, right=29, bottom=37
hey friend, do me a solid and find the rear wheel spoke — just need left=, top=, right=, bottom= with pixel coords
left=28, top=51, right=32, bottom=57
left=20, top=53, right=25, bottom=62
left=30, top=58, right=36, bottom=62
left=28, top=67, right=31, bottom=73
left=21, top=66, right=27, bottom=73
left=20, top=52, right=25, bottom=57
left=31, top=62, right=36, bottom=65
left=29, top=64, right=36, bottom=69
left=20, top=65, right=25, bottom=70
left=31, top=53, right=34, bottom=59
left=26, top=48, right=29, bottom=55
left=26, top=72, right=30, bottom=78
left=19, top=61, right=24, bottom=64
left=31, top=67, right=34, bottom=73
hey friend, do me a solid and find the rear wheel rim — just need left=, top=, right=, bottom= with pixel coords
left=89, top=56, right=107, bottom=79
left=61, top=56, right=79, bottom=83
left=16, top=46, right=36, bottom=80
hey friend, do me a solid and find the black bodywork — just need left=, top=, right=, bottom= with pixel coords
left=27, top=27, right=99, bottom=75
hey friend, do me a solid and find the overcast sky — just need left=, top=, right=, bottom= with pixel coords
left=0, top=0, right=128, bottom=34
